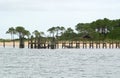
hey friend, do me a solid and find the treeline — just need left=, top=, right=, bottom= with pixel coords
left=5, top=18, right=120, bottom=41
left=75, top=18, right=120, bottom=40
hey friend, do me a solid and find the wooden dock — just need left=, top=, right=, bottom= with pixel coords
left=1, top=37, right=120, bottom=49
left=28, top=40, right=120, bottom=49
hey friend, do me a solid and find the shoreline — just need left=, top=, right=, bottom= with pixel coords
left=0, top=41, right=120, bottom=49
left=0, top=41, right=28, bottom=47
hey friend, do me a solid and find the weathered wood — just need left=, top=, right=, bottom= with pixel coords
left=115, top=42, right=120, bottom=48
left=89, top=41, right=94, bottom=49
left=102, top=41, right=107, bottom=49
left=62, top=42, right=65, bottom=48
left=83, top=41, right=87, bottom=49
left=34, top=38, right=37, bottom=48
left=76, top=42, right=80, bottom=48
left=68, top=41, right=73, bottom=48
left=30, top=36, right=33, bottom=48
left=109, top=41, right=113, bottom=49
left=28, top=37, right=120, bottom=49
left=51, top=37, right=55, bottom=49
left=19, top=36, right=24, bottom=48
left=3, top=40, right=5, bottom=48
left=96, top=42, right=100, bottom=48
left=13, top=40, right=15, bottom=48
left=38, top=36, right=41, bottom=49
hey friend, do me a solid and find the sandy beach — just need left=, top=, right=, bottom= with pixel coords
left=0, top=41, right=28, bottom=47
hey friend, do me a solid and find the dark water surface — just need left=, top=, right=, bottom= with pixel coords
left=0, top=47, right=120, bottom=78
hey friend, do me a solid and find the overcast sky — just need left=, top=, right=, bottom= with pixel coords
left=0, top=0, right=120, bottom=39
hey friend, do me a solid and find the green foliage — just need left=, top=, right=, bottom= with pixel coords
left=6, top=27, right=16, bottom=40
left=15, top=26, right=25, bottom=38
left=32, top=30, right=44, bottom=37
left=47, top=26, right=65, bottom=38
left=4, top=18, right=120, bottom=41
left=108, top=27, right=120, bottom=40
left=59, top=27, right=77, bottom=40
left=15, top=26, right=31, bottom=39
left=76, top=23, right=91, bottom=34
left=24, top=30, right=31, bottom=38
left=75, top=18, right=120, bottom=40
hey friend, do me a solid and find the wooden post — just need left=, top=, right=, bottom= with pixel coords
left=97, top=41, right=100, bottom=49
left=118, top=41, right=120, bottom=48
left=51, top=37, right=55, bottom=49
left=55, top=42, right=58, bottom=49
left=76, top=41, right=80, bottom=48
left=68, top=41, right=70, bottom=48
left=43, top=43, right=46, bottom=48
left=47, top=41, right=50, bottom=49
left=115, top=41, right=119, bottom=48
left=71, top=41, right=73, bottom=48
left=38, top=36, right=40, bottom=49
left=3, top=40, right=5, bottom=48
left=102, top=41, right=107, bottom=49
left=68, top=41, right=73, bottom=48
left=83, top=41, right=87, bottom=49
left=89, top=41, right=91, bottom=48
left=28, top=38, right=29, bottom=48
left=62, top=42, right=65, bottom=48
left=89, top=41, right=94, bottom=49
left=30, top=36, right=33, bottom=49
left=55, top=40, right=59, bottom=49
left=83, top=41, right=84, bottom=49
left=19, top=36, right=24, bottom=48
left=109, top=41, right=113, bottom=49
left=13, top=39, right=15, bottom=48
left=96, top=41, right=100, bottom=49
left=34, top=37, right=37, bottom=48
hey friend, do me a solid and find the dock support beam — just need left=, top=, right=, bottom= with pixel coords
left=19, top=36, right=24, bottom=48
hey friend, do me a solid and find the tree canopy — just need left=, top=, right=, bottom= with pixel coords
left=5, top=18, right=120, bottom=41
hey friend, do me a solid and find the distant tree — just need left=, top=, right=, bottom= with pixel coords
left=6, top=27, right=16, bottom=47
left=15, top=26, right=29, bottom=48
left=33, top=30, right=40, bottom=37
left=65, top=27, right=74, bottom=33
left=6, top=27, right=16, bottom=40
left=15, top=26, right=26, bottom=38
left=61, top=27, right=77, bottom=40
left=60, top=26, right=65, bottom=34
left=47, top=27, right=56, bottom=37
left=76, top=23, right=91, bottom=34
left=91, top=18, right=111, bottom=34
left=39, top=31, right=44, bottom=37
left=32, top=30, right=44, bottom=37
left=90, top=18, right=112, bottom=40
left=55, top=26, right=66, bottom=39
left=76, top=23, right=92, bottom=39
left=107, top=19, right=120, bottom=40
left=24, top=30, right=31, bottom=39
left=108, top=28, right=120, bottom=40
left=55, top=26, right=60, bottom=37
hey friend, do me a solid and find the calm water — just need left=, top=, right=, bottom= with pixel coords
left=0, top=47, right=120, bottom=78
